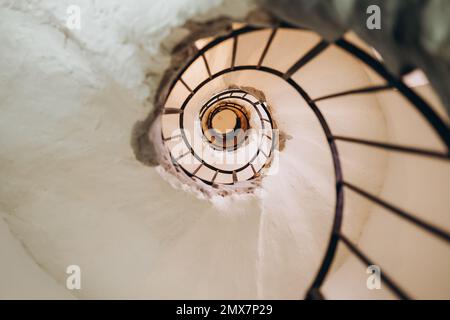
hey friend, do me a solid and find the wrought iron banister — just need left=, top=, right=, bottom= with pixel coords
left=343, top=182, right=450, bottom=244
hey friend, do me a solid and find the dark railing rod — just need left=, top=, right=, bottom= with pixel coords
left=306, top=181, right=344, bottom=298
left=180, top=77, right=192, bottom=93
left=192, top=163, right=203, bottom=176
left=231, top=36, right=238, bottom=70
left=163, top=108, right=183, bottom=115
left=260, top=149, right=269, bottom=158
left=257, top=28, right=278, bottom=69
left=333, top=136, right=450, bottom=160
left=164, top=26, right=262, bottom=103
left=336, top=39, right=450, bottom=149
left=232, top=170, right=237, bottom=184
left=344, top=182, right=450, bottom=243
left=313, top=84, right=394, bottom=102
left=201, top=54, right=212, bottom=79
left=178, top=164, right=215, bottom=186
left=306, top=288, right=325, bottom=300
left=163, top=134, right=182, bottom=142
left=339, top=233, right=411, bottom=300
left=283, top=40, right=329, bottom=80
left=211, top=170, right=219, bottom=184
left=174, top=150, right=190, bottom=162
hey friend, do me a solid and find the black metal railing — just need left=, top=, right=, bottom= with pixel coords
left=159, top=24, right=450, bottom=299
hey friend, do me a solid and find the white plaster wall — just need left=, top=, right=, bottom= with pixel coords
left=0, top=214, right=74, bottom=299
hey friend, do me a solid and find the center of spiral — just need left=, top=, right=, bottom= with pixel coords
left=211, top=109, right=237, bottom=134
left=201, top=100, right=251, bottom=151
left=160, top=86, right=276, bottom=188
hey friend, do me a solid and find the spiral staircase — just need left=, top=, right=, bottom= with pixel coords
left=154, top=23, right=450, bottom=299
left=0, top=1, right=449, bottom=300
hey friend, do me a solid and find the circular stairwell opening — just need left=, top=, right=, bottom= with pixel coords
left=201, top=96, right=251, bottom=151
left=161, top=86, right=277, bottom=191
